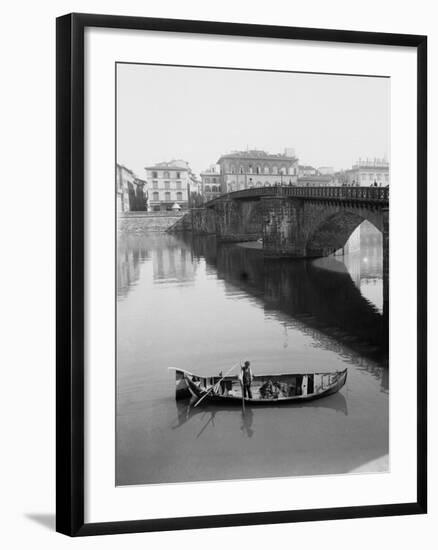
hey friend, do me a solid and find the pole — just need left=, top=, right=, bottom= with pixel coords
left=194, top=362, right=241, bottom=408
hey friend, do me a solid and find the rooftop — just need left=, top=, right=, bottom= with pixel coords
left=145, top=159, right=190, bottom=171
left=218, top=149, right=297, bottom=162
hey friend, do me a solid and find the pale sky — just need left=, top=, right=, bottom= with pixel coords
left=116, top=63, right=389, bottom=178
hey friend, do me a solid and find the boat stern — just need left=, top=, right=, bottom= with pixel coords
left=174, top=369, right=192, bottom=400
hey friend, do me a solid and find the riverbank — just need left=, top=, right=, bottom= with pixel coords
left=118, top=211, right=184, bottom=233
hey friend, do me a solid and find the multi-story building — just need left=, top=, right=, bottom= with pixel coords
left=345, top=158, right=390, bottom=186
left=116, top=164, right=147, bottom=212
left=217, top=149, right=299, bottom=192
left=200, top=164, right=222, bottom=201
left=145, top=160, right=197, bottom=212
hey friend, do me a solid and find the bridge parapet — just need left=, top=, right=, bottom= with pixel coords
left=277, top=185, right=389, bottom=202
left=205, top=185, right=389, bottom=207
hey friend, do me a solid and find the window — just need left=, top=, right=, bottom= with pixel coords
left=163, top=171, right=170, bottom=178
left=176, top=172, right=181, bottom=178
left=176, top=192, right=183, bottom=201
left=153, top=192, right=159, bottom=201
left=205, top=185, right=211, bottom=192
left=165, top=181, right=170, bottom=190
left=152, top=181, right=158, bottom=189
left=256, top=166, right=260, bottom=174
left=165, top=191, right=171, bottom=201
left=240, top=166, right=244, bottom=174
left=152, top=171, right=158, bottom=178
left=176, top=181, right=182, bottom=190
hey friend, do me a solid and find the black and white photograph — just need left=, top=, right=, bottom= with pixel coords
left=116, top=63, right=390, bottom=486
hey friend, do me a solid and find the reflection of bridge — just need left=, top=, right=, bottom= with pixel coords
left=185, top=185, right=389, bottom=302
left=188, top=235, right=388, bottom=373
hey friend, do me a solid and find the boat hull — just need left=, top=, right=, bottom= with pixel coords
left=172, top=368, right=347, bottom=405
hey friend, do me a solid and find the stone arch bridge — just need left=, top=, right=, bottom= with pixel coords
left=189, top=186, right=388, bottom=262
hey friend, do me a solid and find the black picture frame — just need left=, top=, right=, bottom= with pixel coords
left=56, top=12, right=427, bottom=537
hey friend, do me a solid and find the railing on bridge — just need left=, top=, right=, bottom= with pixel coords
left=205, top=185, right=389, bottom=206
left=278, top=185, right=389, bottom=201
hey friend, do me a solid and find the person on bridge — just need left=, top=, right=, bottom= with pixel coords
left=240, top=361, right=253, bottom=399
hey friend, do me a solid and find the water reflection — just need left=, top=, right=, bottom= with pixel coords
left=117, top=234, right=150, bottom=298
left=117, top=233, right=198, bottom=297
left=117, top=230, right=389, bottom=485
left=117, top=231, right=388, bottom=379
left=173, top=390, right=349, bottom=435
left=188, top=233, right=388, bottom=370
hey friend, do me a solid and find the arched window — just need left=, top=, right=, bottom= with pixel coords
left=272, top=165, right=278, bottom=174
left=256, top=166, right=261, bottom=174
left=205, top=185, right=211, bottom=192
left=264, top=165, right=269, bottom=174
left=257, top=181, right=262, bottom=187
left=240, top=165, right=244, bottom=174
left=265, top=181, right=270, bottom=187
left=163, top=171, right=170, bottom=179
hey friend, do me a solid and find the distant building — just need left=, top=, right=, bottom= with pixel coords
left=333, top=170, right=348, bottom=186
left=345, top=158, right=390, bottom=186
left=116, top=164, right=147, bottom=212
left=145, top=160, right=197, bottom=212
left=297, top=174, right=334, bottom=187
left=298, top=165, right=318, bottom=177
left=217, top=149, right=299, bottom=192
left=200, top=164, right=222, bottom=201
left=317, top=166, right=334, bottom=176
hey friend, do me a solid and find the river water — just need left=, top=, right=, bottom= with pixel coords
left=116, top=225, right=388, bottom=486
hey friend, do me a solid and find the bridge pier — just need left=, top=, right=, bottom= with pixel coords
left=190, top=207, right=216, bottom=235
left=261, top=196, right=307, bottom=257
left=215, top=199, right=262, bottom=242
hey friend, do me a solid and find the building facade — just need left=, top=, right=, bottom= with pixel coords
left=345, top=158, right=390, bottom=186
left=116, top=164, right=147, bottom=212
left=217, top=149, right=299, bottom=193
left=200, top=164, right=222, bottom=201
left=145, top=160, right=197, bottom=212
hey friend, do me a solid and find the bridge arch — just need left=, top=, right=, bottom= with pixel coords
left=304, top=206, right=382, bottom=257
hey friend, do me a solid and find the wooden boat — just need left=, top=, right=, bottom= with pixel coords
left=172, top=367, right=347, bottom=405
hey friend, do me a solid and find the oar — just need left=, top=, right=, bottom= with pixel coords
left=194, top=362, right=241, bottom=408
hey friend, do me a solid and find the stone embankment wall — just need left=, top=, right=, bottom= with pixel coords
left=117, top=212, right=184, bottom=233
left=166, top=212, right=193, bottom=233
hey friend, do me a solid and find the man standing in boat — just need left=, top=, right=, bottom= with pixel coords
left=240, top=361, right=253, bottom=399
